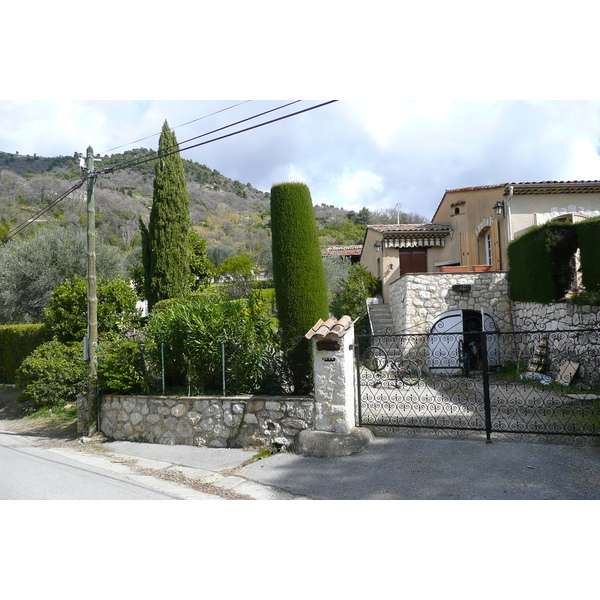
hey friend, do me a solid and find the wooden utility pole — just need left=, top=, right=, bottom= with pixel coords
left=85, top=145, right=98, bottom=434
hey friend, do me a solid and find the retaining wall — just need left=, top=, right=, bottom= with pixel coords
left=100, top=395, right=314, bottom=450
left=389, top=272, right=511, bottom=332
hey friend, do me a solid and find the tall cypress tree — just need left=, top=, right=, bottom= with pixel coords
left=271, top=182, right=329, bottom=393
left=140, top=121, right=191, bottom=310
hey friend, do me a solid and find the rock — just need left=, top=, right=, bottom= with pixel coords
left=295, top=428, right=373, bottom=458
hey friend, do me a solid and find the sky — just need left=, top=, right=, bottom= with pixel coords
left=3, top=99, right=600, bottom=220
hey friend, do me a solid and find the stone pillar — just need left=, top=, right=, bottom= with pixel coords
left=307, top=316, right=356, bottom=433
left=299, top=316, right=373, bottom=457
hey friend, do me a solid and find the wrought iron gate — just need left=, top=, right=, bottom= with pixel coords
left=355, top=328, right=600, bottom=443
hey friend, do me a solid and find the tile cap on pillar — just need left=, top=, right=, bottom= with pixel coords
left=305, top=315, right=354, bottom=339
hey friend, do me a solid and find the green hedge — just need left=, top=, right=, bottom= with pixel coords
left=0, top=324, right=49, bottom=384
left=576, top=216, right=600, bottom=292
left=507, top=222, right=578, bottom=303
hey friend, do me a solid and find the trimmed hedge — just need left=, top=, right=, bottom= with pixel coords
left=576, top=216, right=600, bottom=292
left=0, top=324, right=49, bottom=384
left=270, top=182, right=329, bottom=393
left=507, top=221, right=578, bottom=303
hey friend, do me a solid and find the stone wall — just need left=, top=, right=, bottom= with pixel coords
left=388, top=272, right=511, bottom=332
left=100, top=395, right=314, bottom=450
left=512, top=301, right=600, bottom=331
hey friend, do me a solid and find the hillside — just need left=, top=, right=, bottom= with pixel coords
left=0, top=149, right=425, bottom=272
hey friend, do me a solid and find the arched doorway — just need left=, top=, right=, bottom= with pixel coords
left=428, top=309, right=500, bottom=374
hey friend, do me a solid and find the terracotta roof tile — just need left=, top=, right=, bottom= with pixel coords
left=368, top=223, right=452, bottom=233
left=322, top=245, right=363, bottom=257
left=305, top=316, right=354, bottom=339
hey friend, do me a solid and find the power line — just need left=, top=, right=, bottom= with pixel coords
left=1, top=178, right=86, bottom=244
left=1, top=100, right=338, bottom=243
left=101, top=100, right=337, bottom=175
left=100, top=100, right=304, bottom=175
left=98, top=100, right=252, bottom=155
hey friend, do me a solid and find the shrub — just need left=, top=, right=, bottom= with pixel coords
left=270, top=182, right=329, bottom=393
left=98, top=336, right=148, bottom=394
left=44, top=275, right=141, bottom=343
left=144, top=296, right=279, bottom=394
left=15, top=340, right=87, bottom=413
left=0, top=323, right=49, bottom=383
left=576, top=216, right=600, bottom=291
left=331, top=263, right=379, bottom=332
left=507, top=221, right=578, bottom=302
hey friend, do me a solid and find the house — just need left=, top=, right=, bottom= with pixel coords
left=361, top=180, right=600, bottom=303
left=360, top=223, right=453, bottom=302
left=359, top=180, right=600, bottom=368
left=428, top=180, right=600, bottom=273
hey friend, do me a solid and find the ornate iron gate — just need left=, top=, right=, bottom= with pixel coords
left=356, top=328, right=600, bottom=443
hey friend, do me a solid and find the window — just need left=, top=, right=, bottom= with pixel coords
left=485, top=231, right=492, bottom=265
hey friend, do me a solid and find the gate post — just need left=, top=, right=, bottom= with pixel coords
left=481, top=330, right=493, bottom=443
left=299, top=316, right=373, bottom=457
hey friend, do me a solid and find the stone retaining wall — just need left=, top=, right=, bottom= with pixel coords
left=100, top=395, right=314, bottom=450
left=389, top=272, right=511, bottom=332
left=513, top=301, right=600, bottom=331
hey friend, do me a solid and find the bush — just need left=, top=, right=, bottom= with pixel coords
left=507, top=222, right=578, bottom=302
left=44, top=275, right=142, bottom=343
left=98, top=336, right=148, bottom=394
left=330, top=263, right=379, bottom=332
left=576, top=217, right=600, bottom=292
left=15, top=340, right=87, bottom=413
left=144, top=296, right=280, bottom=394
left=0, top=323, right=49, bottom=383
left=270, top=183, right=329, bottom=393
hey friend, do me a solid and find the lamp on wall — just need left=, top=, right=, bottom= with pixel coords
left=374, top=240, right=382, bottom=252
left=493, top=201, right=505, bottom=216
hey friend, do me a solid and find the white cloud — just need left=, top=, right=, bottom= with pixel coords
left=568, top=138, right=600, bottom=179
left=338, top=169, right=385, bottom=203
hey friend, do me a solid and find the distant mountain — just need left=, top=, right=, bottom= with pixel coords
left=0, top=149, right=425, bottom=272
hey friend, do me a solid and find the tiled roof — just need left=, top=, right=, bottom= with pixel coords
left=445, top=180, right=600, bottom=194
left=305, top=316, right=354, bottom=339
left=322, top=245, right=363, bottom=257
left=368, top=223, right=452, bottom=233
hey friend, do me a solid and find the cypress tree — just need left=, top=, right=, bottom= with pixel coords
left=141, top=121, right=191, bottom=310
left=270, top=182, right=329, bottom=393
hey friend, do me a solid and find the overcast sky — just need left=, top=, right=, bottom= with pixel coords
left=3, top=99, right=600, bottom=220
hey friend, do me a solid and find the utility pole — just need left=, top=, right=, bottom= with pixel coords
left=85, top=145, right=98, bottom=435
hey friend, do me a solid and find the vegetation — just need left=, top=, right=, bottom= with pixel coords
left=44, top=275, right=141, bottom=342
left=15, top=340, right=87, bottom=413
left=0, top=227, right=126, bottom=324
left=0, top=149, right=432, bottom=407
left=140, top=122, right=191, bottom=310
left=143, top=295, right=279, bottom=394
left=576, top=216, right=600, bottom=292
left=330, top=263, right=379, bottom=332
left=0, top=324, right=49, bottom=384
left=270, top=183, right=330, bottom=393
left=507, top=221, right=578, bottom=303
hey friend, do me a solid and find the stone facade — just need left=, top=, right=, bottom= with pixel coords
left=389, top=272, right=511, bottom=332
left=100, top=395, right=314, bottom=450
left=513, top=301, right=600, bottom=331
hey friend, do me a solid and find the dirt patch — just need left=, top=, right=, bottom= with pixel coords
left=0, top=385, right=78, bottom=445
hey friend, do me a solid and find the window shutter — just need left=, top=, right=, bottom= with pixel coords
left=460, top=232, right=478, bottom=268
left=491, top=219, right=501, bottom=270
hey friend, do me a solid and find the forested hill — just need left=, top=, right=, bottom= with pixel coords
left=0, top=149, right=426, bottom=270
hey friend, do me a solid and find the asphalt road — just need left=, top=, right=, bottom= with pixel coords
left=0, top=430, right=217, bottom=500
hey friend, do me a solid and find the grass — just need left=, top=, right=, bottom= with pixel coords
left=26, top=403, right=78, bottom=421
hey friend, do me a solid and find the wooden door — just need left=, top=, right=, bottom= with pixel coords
left=399, top=249, right=427, bottom=275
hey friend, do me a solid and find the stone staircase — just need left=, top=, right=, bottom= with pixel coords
left=367, top=302, right=395, bottom=335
